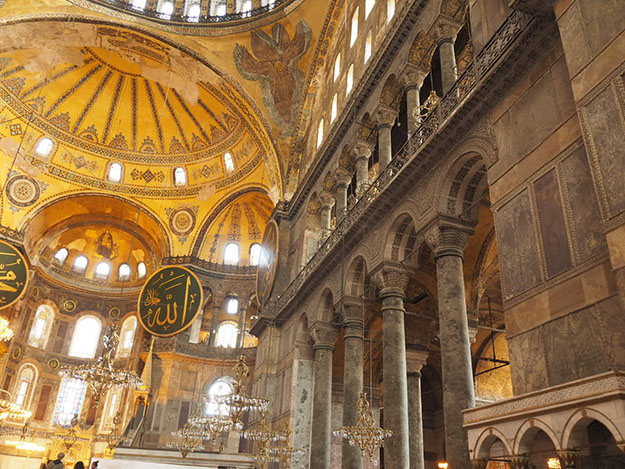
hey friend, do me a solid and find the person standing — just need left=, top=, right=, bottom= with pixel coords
left=46, top=453, right=65, bottom=469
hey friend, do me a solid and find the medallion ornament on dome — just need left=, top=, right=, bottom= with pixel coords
left=167, top=206, right=198, bottom=240
left=5, top=175, right=41, bottom=208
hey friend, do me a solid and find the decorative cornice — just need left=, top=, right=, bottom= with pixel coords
left=508, top=0, right=556, bottom=17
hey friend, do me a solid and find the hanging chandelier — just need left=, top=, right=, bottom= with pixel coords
left=215, top=355, right=269, bottom=429
left=334, top=392, right=391, bottom=460
left=96, top=411, right=128, bottom=450
left=0, top=390, right=31, bottom=422
left=168, top=421, right=204, bottom=458
left=266, top=422, right=305, bottom=467
left=187, top=409, right=232, bottom=441
left=0, top=316, right=14, bottom=342
left=52, top=415, right=90, bottom=450
left=241, top=411, right=284, bottom=469
left=59, top=326, right=142, bottom=406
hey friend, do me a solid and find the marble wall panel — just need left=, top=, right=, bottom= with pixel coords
left=577, top=0, right=625, bottom=57
left=508, top=327, right=548, bottom=395
left=595, top=295, right=625, bottom=370
left=583, top=84, right=625, bottom=216
left=533, top=169, right=572, bottom=278
left=560, top=144, right=607, bottom=261
left=495, top=189, right=542, bottom=300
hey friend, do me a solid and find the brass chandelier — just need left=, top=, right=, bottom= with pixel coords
left=241, top=411, right=284, bottom=469
left=59, top=326, right=142, bottom=406
left=334, top=392, right=391, bottom=460
left=0, top=390, right=31, bottom=422
left=0, top=316, right=14, bottom=342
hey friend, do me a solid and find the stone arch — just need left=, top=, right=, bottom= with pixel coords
left=384, top=212, right=419, bottom=266
left=407, top=31, right=436, bottom=70
left=346, top=256, right=370, bottom=298
left=318, top=288, right=336, bottom=322
left=514, top=418, right=562, bottom=455
left=357, top=113, right=377, bottom=145
left=293, top=312, right=314, bottom=356
left=562, top=408, right=624, bottom=449
left=474, top=427, right=513, bottom=460
left=380, top=74, right=402, bottom=111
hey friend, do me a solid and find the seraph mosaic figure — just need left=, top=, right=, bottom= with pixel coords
left=234, top=21, right=311, bottom=133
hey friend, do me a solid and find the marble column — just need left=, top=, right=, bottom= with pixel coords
left=400, top=65, right=427, bottom=136
left=406, top=349, right=428, bottom=469
left=375, top=106, right=397, bottom=169
left=430, top=16, right=462, bottom=95
left=352, top=141, right=372, bottom=196
left=318, top=191, right=335, bottom=236
left=426, top=220, right=475, bottom=469
left=334, top=168, right=352, bottom=222
left=310, top=322, right=338, bottom=469
left=373, top=264, right=411, bottom=468
left=341, top=302, right=364, bottom=469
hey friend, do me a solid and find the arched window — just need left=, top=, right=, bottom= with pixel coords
left=316, top=119, right=324, bottom=148
left=225, top=297, right=239, bottom=315
left=237, top=0, right=252, bottom=13
left=364, top=31, right=372, bottom=63
left=101, top=387, right=122, bottom=432
left=28, top=305, right=54, bottom=349
left=331, top=94, right=338, bottom=123
left=387, top=0, right=395, bottom=22
left=215, top=322, right=238, bottom=348
left=365, top=0, right=375, bottom=18
left=69, top=315, right=102, bottom=358
left=137, top=262, right=147, bottom=278
left=346, top=64, right=354, bottom=95
left=72, top=255, right=88, bottom=274
left=224, top=243, right=240, bottom=265
left=249, top=243, right=261, bottom=266
left=53, top=377, right=87, bottom=426
left=117, top=316, right=137, bottom=358
left=334, top=54, right=341, bottom=82
left=53, top=248, right=69, bottom=265
left=224, top=152, right=235, bottom=172
left=210, top=0, right=227, bottom=16
left=204, top=377, right=233, bottom=416
left=14, top=364, right=37, bottom=409
left=118, top=263, right=131, bottom=281
left=130, top=0, right=147, bottom=10
left=35, top=137, right=54, bottom=158
left=350, top=8, right=359, bottom=47
left=185, top=1, right=201, bottom=21
left=107, top=163, right=123, bottom=183
left=174, top=167, right=187, bottom=186
left=158, top=0, right=174, bottom=18
left=94, top=261, right=110, bottom=280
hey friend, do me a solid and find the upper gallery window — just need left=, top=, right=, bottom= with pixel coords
left=387, top=0, right=395, bottom=22
left=107, top=163, right=123, bottom=183
left=186, top=1, right=201, bottom=21
left=365, top=31, right=373, bottom=63
left=174, top=167, right=187, bottom=186
left=69, top=315, right=102, bottom=359
left=72, top=255, right=88, bottom=274
left=28, top=305, right=54, bottom=349
left=130, top=0, right=147, bottom=10
left=215, top=322, right=239, bottom=348
left=210, top=0, right=227, bottom=16
left=205, top=377, right=233, bottom=416
left=14, top=364, right=37, bottom=408
left=117, top=316, right=137, bottom=358
left=226, top=297, right=239, bottom=315
left=34, top=137, right=54, bottom=158
left=237, top=0, right=253, bottom=13
left=94, top=261, right=110, bottom=280
left=331, top=94, right=338, bottom=123
left=346, top=64, right=354, bottom=95
left=249, top=243, right=261, bottom=266
left=137, top=262, right=147, bottom=278
left=53, top=248, right=69, bottom=265
left=350, top=8, right=359, bottom=47
left=224, top=152, right=235, bottom=172
left=118, top=263, right=131, bottom=281
left=365, top=0, right=375, bottom=18
left=53, top=377, right=87, bottom=426
left=158, top=0, right=175, bottom=18
left=334, top=54, right=341, bottom=82
left=317, top=119, right=324, bottom=148
left=224, top=243, right=240, bottom=265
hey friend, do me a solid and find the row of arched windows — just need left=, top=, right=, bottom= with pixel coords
left=53, top=248, right=146, bottom=281
left=129, top=0, right=276, bottom=20
left=317, top=0, right=396, bottom=148
left=224, top=242, right=261, bottom=266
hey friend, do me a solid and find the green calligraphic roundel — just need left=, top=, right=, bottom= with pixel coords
left=137, top=266, right=203, bottom=337
left=0, top=240, right=29, bottom=310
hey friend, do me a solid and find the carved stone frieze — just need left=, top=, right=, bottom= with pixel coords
left=508, top=0, right=556, bottom=16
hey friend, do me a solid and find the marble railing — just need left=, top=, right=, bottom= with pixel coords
left=263, top=9, right=533, bottom=319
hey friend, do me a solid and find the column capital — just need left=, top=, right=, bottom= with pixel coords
left=508, top=0, right=555, bottom=16
left=318, top=190, right=335, bottom=209
left=309, top=321, right=338, bottom=350
left=428, top=14, right=463, bottom=44
left=471, top=459, right=489, bottom=469
left=399, top=63, right=428, bottom=90
left=509, top=456, right=530, bottom=469
left=352, top=140, right=373, bottom=160
left=558, top=450, right=579, bottom=468
left=371, top=261, right=411, bottom=299
left=333, top=167, right=352, bottom=188
left=374, top=104, right=398, bottom=129
left=424, top=217, right=475, bottom=259
left=406, top=347, right=429, bottom=374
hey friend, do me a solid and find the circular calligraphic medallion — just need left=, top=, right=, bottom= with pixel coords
left=137, top=266, right=203, bottom=337
left=0, top=240, right=29, bottom=310
left=6, top=176, right=40, bottom=207
left=255, top=219, right=279, bottom=306
left=169, top=208, right=196, bottom=237
left=11, top=346, right=21, bottom=360
left=63, top=300, right=76, bottom=313
left=47, top=358, right=60, bottom=370
left=109, top=307, right=121, bottom=320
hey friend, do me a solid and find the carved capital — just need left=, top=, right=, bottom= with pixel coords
left=374, top=104, right=397, bottom=129
left=371, top=261, right=411, bottom=298
left=352, top=140, right=373, bottom=161
left=508, top=0, right=555, bottom=16
left=334, top=167, right=352, bottom=188
left=471, top=459, right=489, bottom=469
left=309, top=321, right=338, bottom=350
left=558, top=450, right=579, bottom=468
left=509, top=456, right=530, bottom=469
left=424, top=217, right=474, bottom=259
left=399, top=63, right=428, bottom=90
left=406, top=347, right=429, bottom=374
left=339, top=299, right=365, bottom=338
left=318, top=190, right=335, bottom=209
left=428, top=14, right=463, bottom=43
